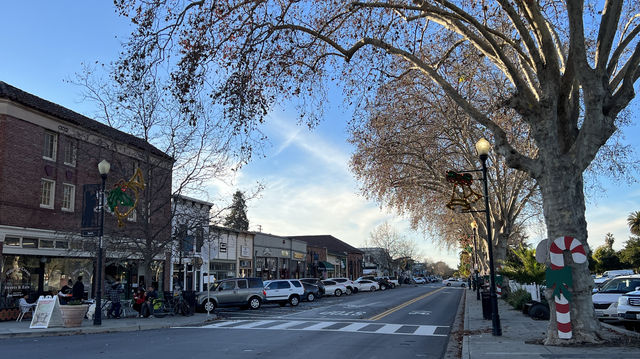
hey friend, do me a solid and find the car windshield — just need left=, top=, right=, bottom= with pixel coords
left=600, top=278, right=640, bottom=293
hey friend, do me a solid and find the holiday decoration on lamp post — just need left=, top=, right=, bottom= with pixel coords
left=445, top=170, right=483, bottom=212
left=107, top=168, right=145, bottom=226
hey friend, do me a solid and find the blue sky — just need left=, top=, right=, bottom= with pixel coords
left=2, top=2, right=640, bottom=269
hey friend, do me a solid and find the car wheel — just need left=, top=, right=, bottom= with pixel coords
left=249, top=296, right=261, bottom=310
left=306, top=293, right=315, bottom=302
left=461, top=283, right=466, bottom=287
left=370, top=286, right=376, bottom=292
left=446, top=283, right=451, bottom=286
left=345, top=287, right=352, bottom=295
left=289, top=295, right=300, bottom=307
left=335, top=289, right=342, bottom=297
left=203, top=299, right=216, bottom=313
left=353, top=287, right=358, bottom=294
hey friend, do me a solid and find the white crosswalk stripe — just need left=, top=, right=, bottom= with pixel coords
left=193, top=320, right=447, bottom=337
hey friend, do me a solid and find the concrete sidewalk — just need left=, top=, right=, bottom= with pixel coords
left=0, top=313, right=215, bottom=339
left=462, top=288, right=640, bottom=358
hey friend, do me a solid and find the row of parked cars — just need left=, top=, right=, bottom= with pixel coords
left=194, top=276, right=402, bottom=313
left=592, top=273, right=640, bottom=330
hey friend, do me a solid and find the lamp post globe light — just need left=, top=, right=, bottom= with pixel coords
left=470, top=221, right=480, bottom=301
left=475, top=138, right=502, bottom=336
left=94, top=159, right=110, bottom=326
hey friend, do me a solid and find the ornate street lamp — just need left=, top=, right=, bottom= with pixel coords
left=475, top=138, right=502, bottom=336
left=94, top=159, right=110, bottom=326
left=470, top=221, right=480, bottom=301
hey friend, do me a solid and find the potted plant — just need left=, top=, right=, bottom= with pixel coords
left=59, top=300, right=88, bottom=327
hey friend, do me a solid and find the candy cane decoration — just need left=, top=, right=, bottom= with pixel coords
left=549, top=236, right=586, bottom=339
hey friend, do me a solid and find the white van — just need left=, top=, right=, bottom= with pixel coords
left=594, top=269, right=635, bottom=285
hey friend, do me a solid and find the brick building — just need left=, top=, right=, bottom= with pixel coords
left=289, top=235, right=363, bottom=280
left=0, top=82, right=173, bottom=314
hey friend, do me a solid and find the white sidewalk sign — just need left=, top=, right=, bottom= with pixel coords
left=30, top=295, right=63, bottom=329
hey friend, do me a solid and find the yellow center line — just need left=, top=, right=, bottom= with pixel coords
left=368, top=287, right=446, bottom=321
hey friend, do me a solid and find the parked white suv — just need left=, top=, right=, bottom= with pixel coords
left=592, top=274, right=640, bottom=320
left=617, top=287, right=640, bottom=330
left=263, top=279, right=305, bottom=307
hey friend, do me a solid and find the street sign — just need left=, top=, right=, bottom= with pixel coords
left=81, top=229, right=99, bottom=237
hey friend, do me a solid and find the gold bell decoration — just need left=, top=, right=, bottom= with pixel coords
left=445, top=170, right=483, bottom=212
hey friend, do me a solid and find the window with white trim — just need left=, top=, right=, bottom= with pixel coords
left=62, top=183, right=75, bottom=212
left=40, top=179, right=55, bottom=209
left=43, top=131, right=58, bottom=160
left=63, top=140, right=76, bottom=166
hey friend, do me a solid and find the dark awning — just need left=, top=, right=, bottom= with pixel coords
left=319, top=261, right=335, bottom=270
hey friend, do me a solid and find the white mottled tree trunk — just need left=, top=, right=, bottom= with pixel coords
left=537, top=159, right=600, bottom=344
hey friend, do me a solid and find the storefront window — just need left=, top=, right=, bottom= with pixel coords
left=1, top=255, right=93, bottom=309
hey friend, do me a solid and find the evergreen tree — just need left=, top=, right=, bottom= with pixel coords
left=224, top=191, right=249, bottom=231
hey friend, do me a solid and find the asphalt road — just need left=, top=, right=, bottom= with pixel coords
left=0, top=283, right=463, bottom=359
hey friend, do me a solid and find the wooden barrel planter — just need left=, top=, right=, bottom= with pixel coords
left=60, top=304, right=89, bottom=327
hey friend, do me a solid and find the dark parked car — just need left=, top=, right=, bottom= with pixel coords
left=300, top=278, right=325, bottom=296
left=301, top=282, right=321, bottom=302
left=375, top=277, right=393, bottom=290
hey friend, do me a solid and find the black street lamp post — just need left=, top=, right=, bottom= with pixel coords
left=475, top=138, right=502, bottom=336
left=471, top=221, right=480, bottom=301
left=94, top=159, right=110, bottom=326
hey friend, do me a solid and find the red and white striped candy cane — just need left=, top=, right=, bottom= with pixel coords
left=549, top=236, right=587, bottom=339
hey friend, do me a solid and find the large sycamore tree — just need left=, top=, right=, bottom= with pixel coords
left=349, top=71, right=541, bottom=273
left=115, top=0, right=640, bottom=344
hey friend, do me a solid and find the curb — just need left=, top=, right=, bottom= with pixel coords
left=600, top=321, right=640, bottom=339
left=0, top=317, right=216, bottom=340
left=444, top=288, right=467, bottom=359
left=462, top=290, right=470, bottom=359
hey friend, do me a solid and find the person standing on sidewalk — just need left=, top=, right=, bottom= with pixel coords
left=107, top=280, right=124, bottom=319
left=72, top=276, right=85, bottom=301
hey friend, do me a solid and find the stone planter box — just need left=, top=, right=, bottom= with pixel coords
left=60, top=304, right=89, bottom=327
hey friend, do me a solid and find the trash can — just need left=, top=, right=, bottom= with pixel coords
left=481, top=291, right=492, bottom=320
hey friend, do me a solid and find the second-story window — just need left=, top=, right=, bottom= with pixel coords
left=43, top=131, right=57, bottom=161
left=40, top=179, right=55, bottom=209
left=62, top=183, right=75, bottom=212
left=63, top=140, right=76, bottom=166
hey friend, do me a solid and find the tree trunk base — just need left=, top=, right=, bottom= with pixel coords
left=543, top=330, right=605, bottom=346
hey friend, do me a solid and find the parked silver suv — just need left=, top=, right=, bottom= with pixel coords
left=196, top=277, right=265, bottom=312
